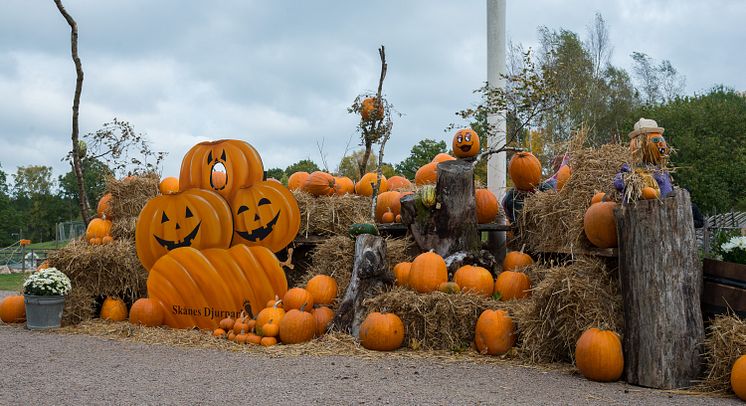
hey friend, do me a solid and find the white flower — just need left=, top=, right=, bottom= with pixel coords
left=23, top=267, right=72, bottom=296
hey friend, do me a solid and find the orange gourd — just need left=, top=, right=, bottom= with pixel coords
left=129, top=298, right=164, bottom=327
left=287, top=171, right=309, bottom=191
left=0, top=295, right=26, bottom=323
left=381, top=212, right=395, bottom=223
left=375, top=191, right=401, bottom=222
left=452, top=128, right=480, bottom=158
left=641, top=186, right=660, bottom=200
left=475, top=189, right=499, bottom=224
left=86, top=218, right=112, bottom=243
left=408, top=251, right=448, bottom=293
left=508, top=152, right=542, bottom=191
left=306, top=275, right=337, bottom=305
left=583, top=201, right=618, bottom=248
left=159, top=177, right=180, bottom=195
left=494, top=271, right=531, bottom=300
left=731, top=355, right=746, bottom=400
left=474, top=309, right=516, bottom=355
left=303, top=171, right=337, bottom=196
left=415, top=162, right=437, bottom=186
left=279, top=306, right=317, bottom=344
left=100, top=297, right=128, bottom=321
left=575, top=327, right=624, bottom=382
left=283, top=287, right=314, bottom=312
left=97, top=193, right=113, bottom=219
left=453, top=265, right=494, bottom=297
left=334, top=176, right=355, bottom=195
left=392, top=262, right=411, bottom=287
left=502, top=251, right=534, bottom=272
left=360, top=97, right=384, bottom=121
left=387, top=176, right=412, bottom=191
left=230, top=181, right=300, bottom=253
left=359, top=312, right=405, bottom=351
left=355, top=172, right=388, bottom=197
left=312, top=306, right=335, bottom=337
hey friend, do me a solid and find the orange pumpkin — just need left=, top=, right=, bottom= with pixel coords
left=159, top=177, right=180, bottom=195
left=731, top=355, right=746, bottom=400
left=283, top=287, right=314, bottom=312
left=230, top=181, right=300, bottom=253
left=408, top=251, right=448, bottom=293
left=0, top=295, right=26, bottom=323
left=101, top=235, right=114, bottom=245
left=575, top=327, right=624, bottom=382
left=392, top=262, right=411, bottom=287
left=474, top=309, right=516, bottom=355
left=475, top=189, right=499, bottom=224
left=414, top=162, right=438, bottom=186
left=129, top=298, right=164, bottom=327
left=303, top=171, right=336, bottom=196
left=452, top=128, right=480, bottom=158
left=641, top=186, right=660, bottom=200
left=306, top=275, right=338, bottom=305
left=381, top=212, right=395, bottom=223
left=279, top=307, right=317, bottom=344
left=360, top=97, right=384, bottom=121
left=179, top=139, right=264, bottom=202
left=375, top=191, right=402, bottom=223
left=212, top=328, right=227, bottom=338
left=387, top=176, right=412, bottom=191
left=508, top=152, right=542, bottom=191
left=583, top=201, right=618, bottom=248
left=256, top=301, right=286, bottom=329
left=219, top=316, right=235, bottom=331
left=135, top=188, right=233, bottom=270
left=432, top=153, right=456, bottom=163
left=359, top=312, right=405, bottom=351
left=502, top=251, right=533, bottom=272
left=453, top=265, right=493, bottom=297
left=494, top=271, right=531, bottom=300
left=260, top=336, right=278, bottom=346
left=86, top=218, right=112, bottom=242
left=258, top=322, right=279, bottom=338
left=355, top=172, right=388, bottom=197
left=334, top=176, right=355, bottom=195
left=287, top=171, right=309, bottom=191
left=97, top=193, right=113, bottom=219
left=100, top=297, right=128, bottom=321
left=312, top=306, right=335, bottom=337
left=591, top=192, right=606, bottom=204
left=555, top=165, right=571, bottom=191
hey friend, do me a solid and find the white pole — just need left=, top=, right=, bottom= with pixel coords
left=487, top=0, right=507, bottom=203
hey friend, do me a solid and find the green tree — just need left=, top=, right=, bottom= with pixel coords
left=337, top=150, right=377, bottom=180
left=266, top=167, right=284, bottom=181
left=394, top=139, right=447, bottom=180
left=631, top=52, right=686, bottom=105
left=13, top=166, right=55, bottom=199
left=58, top=158, right=111, bottom=214
left=285, top=159, right=320, bottom=176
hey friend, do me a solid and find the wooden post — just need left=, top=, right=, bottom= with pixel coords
left=331, top=234, right=393, bottom=338
left=615, top=188, right=704, bottom=389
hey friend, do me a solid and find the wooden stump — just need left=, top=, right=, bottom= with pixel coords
left=400, top=160, right=479, bottom=258
left=615, top=188, right=704, bottom=389
left=331, top=234, right=393, bottom=338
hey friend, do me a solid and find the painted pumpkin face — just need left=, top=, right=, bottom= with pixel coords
left=179, top=139, right=264, bottom=202
left=231, top=181, right=300, bottom=252
left=452, top=129, right=480, bottom=158
left=136, top=188, right=233, bottom=270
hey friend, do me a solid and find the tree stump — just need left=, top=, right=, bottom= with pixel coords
left=614, top=188, right=703, bottom=389
left=331, top=234, right=393, bottom=338
left=400, top=160, right=479, bottom=258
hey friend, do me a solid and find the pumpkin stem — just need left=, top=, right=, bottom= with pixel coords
left=300, top=302, right=308, bottom=312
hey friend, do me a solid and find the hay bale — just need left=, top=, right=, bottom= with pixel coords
left=363, top=287, right=507, bottom=350
left=513, top=256, right=623, bottom=363
left=111, top=216, right=138, bottom=241
left=698, top=315, right=746, bottom=394
left=62, top=286, right=96, bottom=326
left=516, top=144, right=631, bottom=253
left=294, top=191, right=371, bottom=236
left=107, top=173, right=159, bottom=220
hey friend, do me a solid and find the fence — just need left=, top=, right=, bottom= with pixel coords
left=701, top=211, right=746, bottom=254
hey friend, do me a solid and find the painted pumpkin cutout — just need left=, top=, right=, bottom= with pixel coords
left=136, top=188, right=233, bottom=270
left=452, top=128, right=480, bottom=158
left=179, top=139, right=264, bottom=202
left=231, top=181, right=300, bottom=252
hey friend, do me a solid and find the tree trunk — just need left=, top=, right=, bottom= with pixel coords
left=400, top=160, right=479, bottom=258
left=55, top=0, right=91, bottom=224
left=615, top=188, right=703, bottom=389
left=331, top=234, right=393, bottom=338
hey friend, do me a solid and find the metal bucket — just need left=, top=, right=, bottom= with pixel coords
left=24, top=294, right=65, bottom=330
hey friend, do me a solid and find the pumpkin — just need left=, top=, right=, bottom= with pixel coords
left=312, top=306, right=335, bottom=337
left=508, top=152, right=542, bottom=191
left=414, top=162, right=437, bottom=186
left=392, top=262, right=411, bottom=287
left=246, top=333, right=262, bottom=345
left=359, top=312, right=405, bottom=351
left=256, top=301, right=286, bottom=329
left=303, top=171, right=336, bottom=196
left=641, top=186, right=660, bottom=200
left=259, top=322, right=279, bottom=338
left=408, top=251, right=448, bottom=293
left=230, top=181, right=300, bottom=253
left=475, top=189, right=499, bottom=224
left=97, top=193, right=113, bottom=219
left=260, top=336, right=278, bottom=346
left=395, top=214, right=402, bottom=223
left=100, top=297, right=128, bottom=321
left=474, top=309, right=516, bottom=355
left=147, top=245, right=288, bottom=329
left=102, top=235, right=114, bottom=245
left=334, top=176, right=355, bottom=195
left=355, top=172, right=388, bottom=197
left=494, top=271, right=531, bottom=300
left=591, top=192, right=606, bottom=204
left=731, top=355, right=746, bottom=400
left=135, top=188, right=233, bottom=270
left=375, top=191, right=402, bottom=222
left=179, top=139, right=264, bottom=202
left=387, top=176, right=412, bottom=191
left=89, top=238, right=102, bottom=245
left=0, top=295, right=26, bottom=323
left=438, top=281, right=461, bottom=294
left=159, top=177, right=180, bottom=195
left=86, top=218, right=112, bottom=242
left=452, top=128, right=480, bottom=158
left=219, top=317, right=235, bottom=331
left=279, top=306, right=317, bottom=344
left=287, top=171, right=309, bottom=191
left=555, top=165, right=571, bottom=191
left=583, top=201, right=618, bottom=248
left=129, top=298, right=164, bottom=327
left=381, top=212, right=395, bottom=223
left=432, top=153, right=456, bottom=163
left=502, top=251, right=533, bottom=272
left=453, top=265, right=493, bottom=297
left=212, top=328, right=226, bottom=338
left=283, top=287, right=314, bottom=312
left=360, top=97, right=384, bottom=121
left=306, top=275, right=337, bottom=305
left=575, top=327, right=624, bottom=382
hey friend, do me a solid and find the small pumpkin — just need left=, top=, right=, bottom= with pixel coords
left=381, top=212, right=395, bottom=223
left=159, top=177, right=180, bottom=195
left=408, top=251, right=448, bottom=293
left=432, top=153, right=456, bottom=163
left=287, top=171, right=309, bottom=191
left=97, top=193, right=113, bottom=219
left=256, top=301, right=286, bottom=330
left=502, top=251, right=533, bottom=272
left=475, top=189, right=499, bottom=224
left=101, top=235, right=114, bottom=245
left=129, top=298, right=164, bottom=327
left=212, top=328, right=226, bottom=338
left=387, top=176, right=412, bottom=191
left=260, top=336, right=278, bottom=346
left=508, top=152, right=542, bottom=191
left=283, top=288, right=314, bottom=312
left=591, top=192, right=606, bottom=204
left=453, top=265, right=493, bottom=297
left=392, top=262, right=411, bottom=287
left=437, top=281, right=461, bottom=294
left=414, top=162, right=437, bottom=186
left=334, top=176, right=355, bottom=195
left=494, top=271, right=531, bottom=300
left=360, top=97, right=384, bottom=121
left=575, top=327, right=624, bottom=382
left=246, top=332, right=262, bottom=345
left=303, top=171, right=337, bottom=196
left=219, top=317, right=235, bottom=331
left=100, top=297, right=128, bottom=321
left=375, top=191, right=402, bottom=223
left=731, top=355, right=746, bottom=400
left=260, top=322, right=279, bottom=338
left=312, top=306, right=335, bottom=337
left=306, top=275, right=337, bottom=305
left=359, top=312, right=405, bottom=351
left=452, top=128, right=480, bottom=158
left=0, top=295, right=26, bottom=323
left=355, top=172, right=388, bottom=197
left=640, top=186, right=660, bottom=200
left=583, top=201, right=618, bottom=248
left=555, top=165, right=571, bottom=191
left=279, top=306, right=317, bottom=344
left=474, top=309, right=516, bottom=355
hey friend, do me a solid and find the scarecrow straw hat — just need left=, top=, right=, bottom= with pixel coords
left=628, top=117, right=665, bottom=139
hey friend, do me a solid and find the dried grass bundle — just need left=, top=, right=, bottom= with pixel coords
left=697, top=315, right=746, bottom=394
left=107, top=173, right=159, bottom=219
left=294, top=191, right=371, bottom=236
left=111, top=216, right=138, bottom=241
left=61, top=286, right=97, bottom=326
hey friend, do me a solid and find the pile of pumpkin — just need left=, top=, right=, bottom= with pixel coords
left=84, top=193, right=116, bottom=245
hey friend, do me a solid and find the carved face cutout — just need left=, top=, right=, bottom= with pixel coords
left=452, top=129, right=480, bottom=158
left=231, top=181, right=300, bottom=253
left=153, top=204, right=201, bottom=250
left=644, top=132, right=669, bottom=165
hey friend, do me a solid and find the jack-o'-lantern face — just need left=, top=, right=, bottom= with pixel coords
left=644, top=132, right=669, bottom=165
left=452, top=128, right=480, bottom=158
left=231, top=181, right=300, bottom=253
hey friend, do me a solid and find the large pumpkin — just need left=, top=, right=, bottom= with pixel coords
left=100, top=297, right=128, bottom=321
left=334, top=176, right=355, bottom=195
left=731, top=355, right=746, bottom=400
left=136, top=188, right=233, bottom=270
left=129, top=298, right=164, bottom=327
left=432, top=153, right=456, bottom=163
left=414, top=162, right=437, bottom=186
left=0, top=295, right=26, bottom=323
left=502, top=251, right=533, bottom=272
left=312, top=306, right=335, bottom=337
left=355, top=172, right=388, bottom=197
left=375, top=191, right=402, bottom=223
left=359, top=312, right=405, bottom=351
left=452, top=128, right=480, bottom=158
left=575, top=327, right=624, bottom=382
left=287, top=171, right=309, bottom=191
left=475, top=189, right=499, bottom=224
left=508, top=152, right=542, bottom=191
left=453, top=265, right=493, bottom=297
left=86, top=218, right=112, bottom=242
left=306, top=275, right=337, bottom=305
left=494, top=271, right=531, bottom=300
left=279, top=307, right=317, bottom=344
left=474, top=309, right=516, bottom=355
left=179, top=139, right=264, bottom=201
left=159, top=177, right=180, bottom=195
left=303, top=171, right=336, bottom=196
left=392, top=262, right=411, bottom=287
left=408, top=251, right=448, bottom=293
left=387, top=176, right=412, bottom=191
left=583, top=201, right=618, bottom=248
left=147, top=245, right=287, bottom=330
left=230, top=181, right=300, bottom=253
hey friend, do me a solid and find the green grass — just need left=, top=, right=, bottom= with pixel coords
left=0, top=274, right=26, bottom=292
left=26, top=240, right=69, bottom=250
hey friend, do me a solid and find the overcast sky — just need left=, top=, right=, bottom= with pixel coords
left=1, top=0, right=744, bottom=185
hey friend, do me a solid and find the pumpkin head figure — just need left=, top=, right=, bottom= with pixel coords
left=231, top=181, right=300, bottom=253
left=452, top=128, right=480, bottom=158
left=179, top=139, right=264, bottom=202
left=628, top=118, right=670, bottom=166
left=136, top=188, right=233, bottom=270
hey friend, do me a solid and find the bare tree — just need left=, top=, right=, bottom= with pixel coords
left=586, top=12, right=613, bottom=80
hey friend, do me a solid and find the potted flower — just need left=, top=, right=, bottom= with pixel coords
left=702, top=230, right=746, bottom=319
left=23, top=267, right=71, bottom=330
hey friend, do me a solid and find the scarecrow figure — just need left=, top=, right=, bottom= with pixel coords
left=614, top=118, right=673, bottom=199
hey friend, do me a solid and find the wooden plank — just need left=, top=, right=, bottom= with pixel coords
left=703, top=258, right=746, bottom=282
left=702, top=281, right=746, bottom=313
left=539, top=247, right=618, bottom=258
